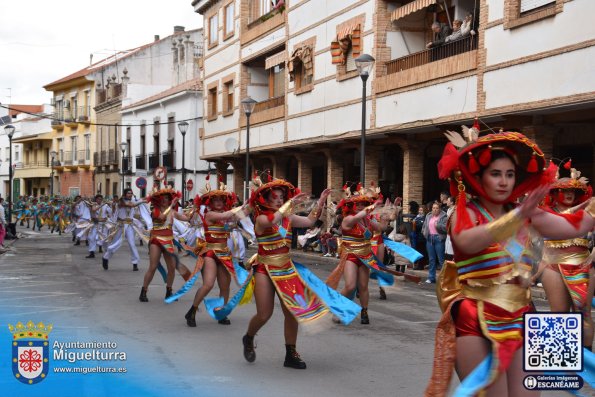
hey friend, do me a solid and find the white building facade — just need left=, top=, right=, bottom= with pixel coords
left=194, top=0, right=595, bottom=205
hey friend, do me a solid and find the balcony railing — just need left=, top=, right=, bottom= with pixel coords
left=63, top=151, right=73, bottom=165
left=161, top=151, right=176, bottom=171
left=148, top=153, right=159, bottom=170
left=386, top=34, right=478, bottom=75
left=100, top=150, right=107, bottom=166
left=77, top=150, right=86, bottom=164
left=122, top=156, right=132, bottom=174
left=51, top=112, right=64, bottom=127
left=108, top=149, right=117, bottom=165
left=15, top=161, right=51, bottom=169
left=136, top=154, right=146, bottom=170
left=253, top=95, right=285, bottom=113
left=93, top=152, right=99, bottom=166
left=96, top=89, right=107, bottom=104
left=77, top=106, right=91, bottom=122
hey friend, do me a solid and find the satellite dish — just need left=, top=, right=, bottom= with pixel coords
left=224, top=137, right=239, bottom=153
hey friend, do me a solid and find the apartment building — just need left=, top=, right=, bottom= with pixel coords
left=194, top=0, right=595, bottom=205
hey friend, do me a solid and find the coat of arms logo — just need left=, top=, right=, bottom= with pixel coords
left=9, top=320, right=53, bottom=385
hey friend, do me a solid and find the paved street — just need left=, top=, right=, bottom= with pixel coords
left=0, top=229, right=564, bottom=397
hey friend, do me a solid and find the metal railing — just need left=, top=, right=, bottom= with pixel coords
left=63, top=151, right=73, bottom=165
left=15, top=161, right=51, bottom=169
left=93, top=152, right=99, bottom=166
left=122, top=156, right=132, bottom=174
left=386, top=34, right=478, bottom=75
left=108, top=149, right=117, bottom=165
left=161, top=151, right=176, bottom=170
left=136, top=154, right=146, bottom=170
left=77, top=150, right=86, bottom=164
left=253, top=96, right=285, bottom=113
left=51, top=112, right=64, bottom=126
left=148, top=153, right=159, bottom=170
left=77, top=106, right=91, bottom=122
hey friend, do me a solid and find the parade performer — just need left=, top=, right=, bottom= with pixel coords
left=535, top=162, right=595, bottom=348
left=184, top=175, right=248, bottom=327
left=101, top=188, right=151, bottom=271
left=67, top=195, right=85, bottom=245
left=85, top=194, right=113, bottom=258
left=327, top=184, right=419, bottom=324
left=139, top=185, right=192, bottom=302
left=50, top=198, right=69, bottom=235
left=209, top=174, right=360, bottom=369
left=426, top=130, right=595, bottom=397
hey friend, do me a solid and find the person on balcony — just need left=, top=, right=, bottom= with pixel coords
left=426, top=22, right=451, bottom=49
left=461, top=13, right=477, bottom=38
left=444, top=20, right=463, bottom=43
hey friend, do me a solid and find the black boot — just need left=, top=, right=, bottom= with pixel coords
left=102, top=258, right=109, bottom=270
left=85, top=251, right=95, bottom=259
left=379, top=287, right=387, bottom=300
left=165, top=287, right=173, bottom=299
left=98, top=246, right=103, bottom=253
left=139, top=287, right=148, bottom=302
left=242, top=334, right=256, bottom=362
left=74, top=239, right=81, bottom=246
left=361, top=308, right=370, bottom=325
left=218, top=317, right=231, bottom=325
left=284, top=345, right=306, bottom=369
left=72, top=234, right=75, bottom=242
left=132, top=264, right=138, bottom=271
left=185, top=306, right=198, bottom=327
left=85, top=240, right=89, bottom=246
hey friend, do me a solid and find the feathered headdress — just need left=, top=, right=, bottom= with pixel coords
left=337, top=181, right=382, bottom=215
left=198, top=173, right=237, bottom=210
left=438, top=126, right=556, bottom=233
left=249, top=169, right=300, bottom=216
left=547, top=159, right=592, bottom=206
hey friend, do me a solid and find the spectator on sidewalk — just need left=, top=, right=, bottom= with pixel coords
left=298, top=220, right=323, bottom=252
left=0, top=198, right=6, bottom=248
left=444, top=196, right=455, bottom=261
left=422, top=201, right=447, bottom=284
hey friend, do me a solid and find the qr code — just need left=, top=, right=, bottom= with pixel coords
left=524, top=313, right=583, bottom=371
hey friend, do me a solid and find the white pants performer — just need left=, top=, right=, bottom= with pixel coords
left=103, top=224, right=140, bottom=265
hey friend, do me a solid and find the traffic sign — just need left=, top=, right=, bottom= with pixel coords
left=136, top=177, right=147, bottom=189
left=153, top=166, right=167, bottom=181
left=186, top=179, right=194, bottom=191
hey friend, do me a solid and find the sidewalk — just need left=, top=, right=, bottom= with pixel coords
left=248, top=246, right=547, bottom=300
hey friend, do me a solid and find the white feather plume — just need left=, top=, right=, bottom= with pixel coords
left=444, top=130, right=467, bottom=148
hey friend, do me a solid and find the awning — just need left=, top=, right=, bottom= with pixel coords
left=331, top=23, right=361, bottom=65
left=265, top=50, right=287, bottom=70
left=288, top=46, right=313, bottom=82
left=12, top=134, right=54, bottom=144
left=391, top=0, right=437, bottom=22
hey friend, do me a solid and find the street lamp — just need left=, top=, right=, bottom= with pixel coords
left=50, top=150, right=57, bottom=197
left=178, top=121, right=189, bottom=206
left=241, top=96, right=257, bottom=202
left=120, top=141, right=128, bottom=195
left=4, top=125, right=15, bottom=224
left=355, top=54, right=375, bottom=186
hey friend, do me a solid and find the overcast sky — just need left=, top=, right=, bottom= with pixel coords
left=0, top=1, right=202, bottom=106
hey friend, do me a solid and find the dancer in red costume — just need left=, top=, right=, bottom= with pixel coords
left=241, top=176, right=336, bottom=369
left=535, top=162, right=595, bottom=348
left=326, top=183, right=396, bottom=324
left=184, top=175, right=245, bottom=327
left=139, top=185, right=192, bottom=302
left=426, top=130, right=595, bottom=397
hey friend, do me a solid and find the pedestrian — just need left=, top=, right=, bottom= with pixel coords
left=426, top=130, right=595, bottom=397
left=0, top=197, right=6, bottom=248
left=422, top=201, right=447, bottom=283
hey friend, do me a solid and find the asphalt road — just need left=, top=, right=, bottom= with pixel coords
left=0, top=229, right=577, bottom=397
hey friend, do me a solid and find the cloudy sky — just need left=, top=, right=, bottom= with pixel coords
left=0, top=1, right=202, bottom=106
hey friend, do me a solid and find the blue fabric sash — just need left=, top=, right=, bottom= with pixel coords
left=382, top=236, right=423, bottom=264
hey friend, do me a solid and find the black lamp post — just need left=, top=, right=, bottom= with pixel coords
left=120, top=141, right=128, bottom=195
left=178, top=121, right=189, bottom=206
left=50, top=150, right=57, bottom=197
left=4, top=125, right=15, bottom=223
left=241, top=97, right=257, bottom=202
left=354, top=54, right=375, bottom=186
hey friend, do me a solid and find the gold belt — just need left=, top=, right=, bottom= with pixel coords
left=257, top=253, right=290, bottom=267
left=544, top=238, right=589, bottom=249
left=462, top=284, right=531, bottom=313
left=543, top=250, right=590, bottom=266
left=97, top=218, right=107, bottom=222
left=341, top=242, right=372, bottom=257
left=207, top=242, right=228, bottom=251
left=119, top=219, right=133, bottom=224
left=152, top=225, right=172, bottom=231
